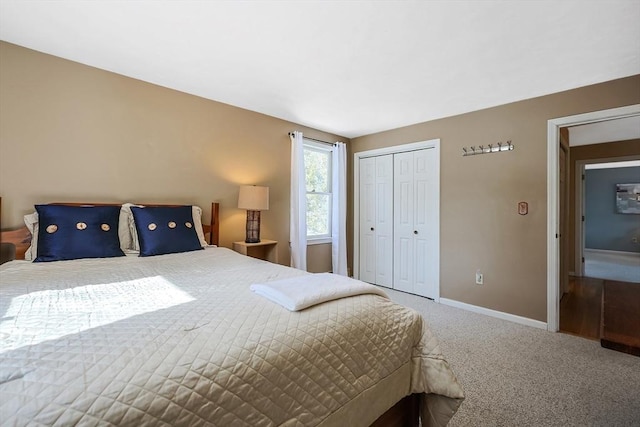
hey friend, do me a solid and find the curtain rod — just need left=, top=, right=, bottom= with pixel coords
left=288, top=132, right=334, bottom=146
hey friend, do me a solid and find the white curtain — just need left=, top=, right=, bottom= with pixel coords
left=331, top=142, right=348, bottom=276
left=290, top=131, right=307, bottom=270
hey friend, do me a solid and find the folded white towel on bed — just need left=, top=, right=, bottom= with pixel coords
left=250, top=273, right=389, bottom=311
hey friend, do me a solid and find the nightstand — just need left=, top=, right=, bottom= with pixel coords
left=232, top=240, right=278, bottom=263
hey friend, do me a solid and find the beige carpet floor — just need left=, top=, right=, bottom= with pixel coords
left=384, top=288, right=640, bottom=426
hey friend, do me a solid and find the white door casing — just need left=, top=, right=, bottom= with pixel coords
left=546, top=104, right=640, bottom=332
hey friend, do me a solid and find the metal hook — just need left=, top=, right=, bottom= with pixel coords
left=463, top=140, right=514, bottom=156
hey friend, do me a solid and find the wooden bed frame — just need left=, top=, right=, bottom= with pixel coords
left=0, top=202, right=220, bottom=260
left=371, top=393, right=419, bottom=427
left=0, top=198, right=419, bottom=426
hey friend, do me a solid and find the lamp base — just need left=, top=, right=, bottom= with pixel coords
left=245, top=210, right=261, bottom=243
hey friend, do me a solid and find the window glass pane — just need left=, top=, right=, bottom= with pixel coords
left=304, top=149, right=330, bottom=193
left=306, top=193, right=330, bottom=236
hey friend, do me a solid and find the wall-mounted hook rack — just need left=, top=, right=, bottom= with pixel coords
left=463, top=140, right=513, bottom=157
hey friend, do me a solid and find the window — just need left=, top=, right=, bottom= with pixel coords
left=304, top=140, right=332, bottom=241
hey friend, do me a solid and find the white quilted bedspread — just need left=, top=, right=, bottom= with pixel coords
left=0, top=248, right=463, bottom=426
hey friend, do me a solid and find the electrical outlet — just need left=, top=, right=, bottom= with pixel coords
left=475, top=270, right=483, bottom=285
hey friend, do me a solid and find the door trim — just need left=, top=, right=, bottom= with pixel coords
left=353, top=139, right=441, bottom=301
left=546, top=104, right=640, bottom=332
left=575, top=160, right=586, bottom=277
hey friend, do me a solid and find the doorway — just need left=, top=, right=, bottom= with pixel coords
left=560, top=148, right=640, bottom=342
left=546, top=104, right=640, bottom=332
left=577, top=159, right=640, bottom=282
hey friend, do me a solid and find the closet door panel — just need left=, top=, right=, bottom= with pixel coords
left=395, top=236, right=413, bottom=292
left=393, top=152, right=415, bottom=293
left=393, top=148, right=438, bottom=297
left=358, top=155, right=393, bottom=287
left=361, top=233, right=376, bottom=283
left=375, top=155, right=394, bottom=287
left=415, top=237, right=428, bottom=292
left=413, top=148, right=438, bottom=298
left=359, top=157, right=376, bottom=284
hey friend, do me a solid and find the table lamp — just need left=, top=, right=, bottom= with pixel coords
left=238, top=185, right=269, bottom=243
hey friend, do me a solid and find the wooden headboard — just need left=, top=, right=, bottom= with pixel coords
left=0, top=202, right=220, bottom=261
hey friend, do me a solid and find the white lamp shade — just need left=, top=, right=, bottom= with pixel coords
left=238, top=185, right=269, bottom=211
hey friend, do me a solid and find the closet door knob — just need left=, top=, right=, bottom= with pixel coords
left=371, top=227, right=375, bottom=231
left=414, top=230, right=418, bottom=235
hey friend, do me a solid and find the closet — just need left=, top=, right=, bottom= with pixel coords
left=356, top=141, right=439, bottom=299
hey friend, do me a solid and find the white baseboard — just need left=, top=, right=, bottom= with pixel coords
left=440, top=298, right=548, bottom=330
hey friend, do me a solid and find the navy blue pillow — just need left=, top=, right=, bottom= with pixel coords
left=131, top=206, right=203, bottom=257
left=35, top=205, right=125, bottom=262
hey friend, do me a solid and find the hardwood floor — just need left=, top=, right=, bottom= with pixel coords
left=560, top=276, right=603, bottom=340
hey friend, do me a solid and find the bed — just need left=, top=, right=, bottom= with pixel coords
left=0, top=202, right=463, bottom=426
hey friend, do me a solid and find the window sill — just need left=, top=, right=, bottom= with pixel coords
left=307, top=237, right=331, bottom=246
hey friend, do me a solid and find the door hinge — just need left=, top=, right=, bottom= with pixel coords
left=582, top=215, right=585, bottom=222
left=582, top=174, right=585, bottom=181
left=582, top=257, right=585, bottom=263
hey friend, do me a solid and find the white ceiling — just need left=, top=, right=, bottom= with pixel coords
left=568, top=115, right=640, bottom=146
left=1, top=1, right=639, bottom=138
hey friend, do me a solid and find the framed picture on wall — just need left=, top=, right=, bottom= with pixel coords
left=615, top=183, right=640, bottom=214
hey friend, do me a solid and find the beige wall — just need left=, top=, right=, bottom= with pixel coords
left=568, top=139, right=640, bottom=272
left=349, top=75, right=640, bottom=322
left=2, top=41, right=639, bottom=321
left=307, top=244, right=333, bottom=273
left=0, top=42, right=345, bottom=269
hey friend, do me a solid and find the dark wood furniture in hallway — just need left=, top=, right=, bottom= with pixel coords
left=601, top=280, right=640, bottom=356
left=560, top=276, right=603, bottom=340
left=561, top=276, right=639, bottom=357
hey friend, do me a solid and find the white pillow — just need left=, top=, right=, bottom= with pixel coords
left=192, top=205, right=209, bottom=247
left=23, top=205, right=138, bottom=260
left=121, top=204, right=209, bottom=251
left=120, top=203, right=143, bottom=252
left=23, top=212, right=39, bottom=261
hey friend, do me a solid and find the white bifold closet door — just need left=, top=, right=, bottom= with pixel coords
left=358, top=155, right=393, bottom=288
left=393, top=149, right=439, bottom=298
